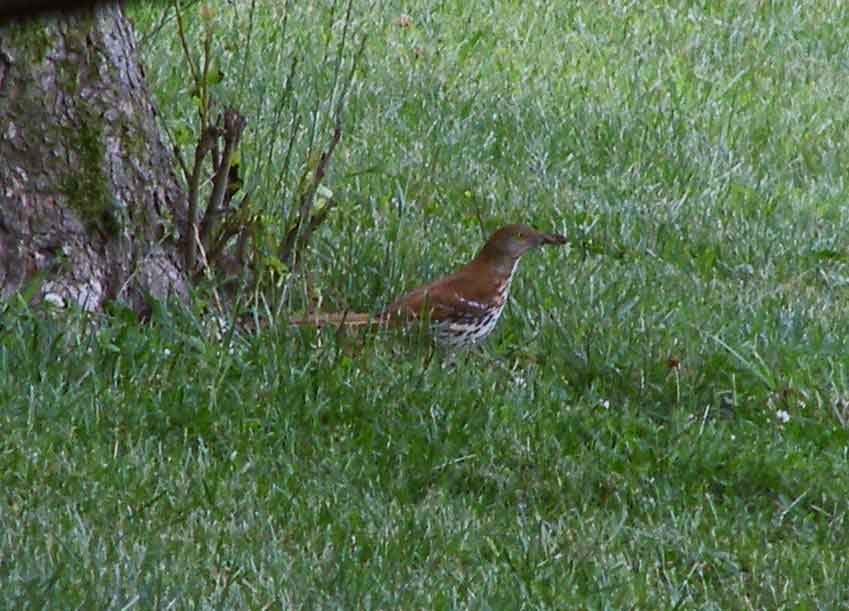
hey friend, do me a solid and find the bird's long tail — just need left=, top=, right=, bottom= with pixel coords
left=289, top=311, right=384, bottom=328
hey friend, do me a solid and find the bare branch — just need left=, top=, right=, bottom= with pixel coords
left=183, top=126, right=216, bottom=272
left=200, top=108, right=245, bottom=254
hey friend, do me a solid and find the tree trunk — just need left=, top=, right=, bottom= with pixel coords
left=0, top=5, right=188, bottom=313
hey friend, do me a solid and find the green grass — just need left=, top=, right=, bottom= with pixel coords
left=4, top=0, right=849, bottom=607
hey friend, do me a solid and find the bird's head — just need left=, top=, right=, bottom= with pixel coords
left=480, top=223, right=567, bottom=260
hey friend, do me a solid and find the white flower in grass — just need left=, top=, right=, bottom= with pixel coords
left=601, top=399, right=610, bottom=410
left=776, top=409, right=790, bottom=424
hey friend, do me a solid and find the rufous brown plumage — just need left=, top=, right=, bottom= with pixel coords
left=291, top=223, right=566, bottom=348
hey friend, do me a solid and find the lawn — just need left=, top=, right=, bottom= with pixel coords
left=3, top=0, right=849, bottom=607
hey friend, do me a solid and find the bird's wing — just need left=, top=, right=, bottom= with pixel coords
left=385, top=273, right=490, bottom=322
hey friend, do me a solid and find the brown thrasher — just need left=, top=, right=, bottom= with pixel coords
left=292, top=224, right=566, bottom=348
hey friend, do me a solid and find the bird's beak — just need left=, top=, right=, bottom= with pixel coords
left=539, top=231, right=567, bottom=246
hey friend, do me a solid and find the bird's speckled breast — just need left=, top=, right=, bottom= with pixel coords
left=437, top=260, right=518, bottom=348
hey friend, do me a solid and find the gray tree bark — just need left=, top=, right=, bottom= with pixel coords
left=0, top=5, right=188, bottom=313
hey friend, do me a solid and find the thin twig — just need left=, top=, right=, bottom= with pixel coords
left=173, top=1, right=200, bottom=89
left=172, top=141, right=190, bottom=185
left=238, top=0, right=257, bottom=93
left=200, top=27, right=212, bottom=128
left=269, top=56, right=299, bottom=207
left=279, top=125, right=342, bottom=267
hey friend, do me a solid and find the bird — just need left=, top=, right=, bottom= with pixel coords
left=291, top=223, right=567, bottom=349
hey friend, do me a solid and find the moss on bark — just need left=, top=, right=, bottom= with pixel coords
left=60, top=120, right=120, bottom=236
